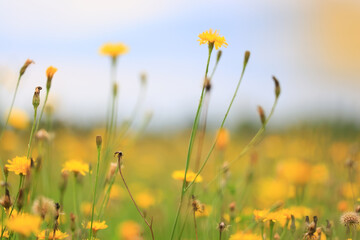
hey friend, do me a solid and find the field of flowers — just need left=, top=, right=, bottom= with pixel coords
left=0, top=29, right=359, bottom=240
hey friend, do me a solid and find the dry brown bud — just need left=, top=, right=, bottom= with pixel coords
left=20, top=59, right=34, bottom=77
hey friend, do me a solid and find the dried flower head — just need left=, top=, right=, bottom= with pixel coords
left=20, top=59, right=34, bottom=76
left=32, top=196, right=56, bottom=220
left=340, top=212, right=360, bottom=228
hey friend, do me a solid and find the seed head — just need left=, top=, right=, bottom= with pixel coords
left=340, top=212, right=360, bottom=228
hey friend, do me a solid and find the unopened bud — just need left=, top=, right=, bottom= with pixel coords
left=244, top=51, right=250, bottom=67
left=140, top=72, right=147, bottom=85
left=257, top=106, right=266, bottom=125
left=229, top=202, right=236, bottom=212
left=20, top=59, right=34, bottom=77
left=32, top=86, right=42, bottom=109
left=17, top=189, right=24, bottom=211
left=107, top=162, right=118, bottom=181
left=218, top=222, right=226, bottom=232
left=46, top=66, right=57, bottom=90
left=70, top=213, right=76, bottom=232
left=96, top=136, right=102, bottom=149
left=36, top=129, right=50, bottom=141
left=216, top=50, right=222, bottom=63
left=274, top=233, right=280, bottom=240
left=290, top=215, right=296, bottom=233
left=3, top=166, right=9, bottom=179
left=113, top=82, right=118, bottom=96
left=0, top=189, right=12, bottom=209
left=203, top=78, right=211, bottom=91
left=272, top=76, right=281, bottom=98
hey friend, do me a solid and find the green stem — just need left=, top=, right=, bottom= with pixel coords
left=170, top=44, right=214, bottom=240
left=0, top=75, right=21, bottom=140
left=270, top=221, right=274, bottom=240
left=1, top=175, right=23, bottom=237
left=27, top=108, right=38, bottom=159
left=185, top=51, right=250, bottom=191
left=72, top=175, right=80, bottom=228
left=89, top=146, right=101, bottom=240
left=97, top=170, right=116, bottom=220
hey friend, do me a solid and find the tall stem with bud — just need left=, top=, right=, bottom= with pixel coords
left=89, top=136, right=102, bottom=240
left=27, top=86, right=42, bottom=159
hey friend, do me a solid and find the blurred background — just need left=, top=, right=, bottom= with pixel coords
left=0, top=0, right=359, bottom=131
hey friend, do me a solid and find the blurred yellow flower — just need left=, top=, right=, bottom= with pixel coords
left=253, top=209, right=269, bottom=221
left=198, top=29, right=228, bottom=50
left=81, top=202, right=93, bottom=216
left=195, top=204, right=212, bottom=218
left=230, top=231, right=262, bottom=240
left=6, top=108, right=29, bottom=130
left=118, top=221, right=142, bottom=240
left=46, top=66, right=57, bottom=80
left=216, top=128, right=230, bottom=150
left=277, top=159, right=311, bottom=185
left=109, top=184, right=122, bottom=201
left=37, top=230, right=69, bottom=239
left=341, top=183, right=358, bottom=200
left=5, top=156, right=31, bottom=175
left=172, top=170, right=202, bottom=183
left=7, top=213, right=41, bottom=237
left=100, top=43, right=129, bottom=57
left=135, top=192, right=155, bottom=209
left=256, top=178, right=289, bottom=207
left=0, top=131, right=19, bottom=152
left=86, top=220, right=108, bottom=234
left=62, top=159, right=89, bottom=176
left=311, top=164, right=329, bottom=184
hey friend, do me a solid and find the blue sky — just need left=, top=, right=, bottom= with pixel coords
left=1, top=0, right=359, bottom=130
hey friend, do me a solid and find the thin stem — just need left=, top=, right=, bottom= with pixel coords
left=89, top=146, right=101, bottom=240
left=117, top=160, right=155, bottom=240
left=1, top=175, right=23, bottom=237
left=27, top=108, right=38, bottom=159
left=0, top=75, right=21, bottom=141
left=185, top=52, right=250, bottom=191
left=72, top=175, right=80, bottom=228
left=270, top=221, right=274, bottom=240
left=97, top=174, right=115, bottom=220
left=170, top=44, right=214, bottom=240
left=193, top=210, right=198, bottom=240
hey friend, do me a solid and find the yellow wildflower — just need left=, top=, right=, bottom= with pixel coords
left=253, top=209, right=269, bottom=221
left=46, top=66, right=57, bottom=80
left=7, top=213, right=41, bottom=237
left=195, top=204, right=212, bottom=218
left=135, top=192, right=155, bottom=209
left=172, top=170, right=202, bottom=183
left=118, top=221, right=142, bottom=240
left=230, top=231, right=262, bottom=240
left=99, top=43, right=129, bottom=57
left=198, top=29, right=228, bottom=50
left=5, top=156, right=31, bottom=175
left=256, top=178, right=289, bottom=207
left=216, top=128, right=230, bottom=150
left=311, top=164, right=329, bottom=184
left=277, top=158, right=311, bottom=185
left=37, top=230, right=69, bottom=239
left=109, top=184, right=122, bottom=201
left=86, top=220, right=108, bottom=234
left=6, top=108, right=29, bottom=130
left=81, top=202, right=93, bottom=216
left=62, top=159, right=89, bottom=176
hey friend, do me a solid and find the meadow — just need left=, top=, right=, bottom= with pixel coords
left=0, top=29, right=359, bottom=240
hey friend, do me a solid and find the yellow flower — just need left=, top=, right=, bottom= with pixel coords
left=118, top=221, right=142, bottom=240
left=230, top=231, right=262, bottom=240
left=198, top=29, right=228, bottom=50
left=5, top=156, right=31, bottom=175
left=0, top=224, right=9, bottom=238
left=253, top=209, right=269, bottom=221
left=6, top=108, right=29, bottom=130
left=37, top=230, right=69, bottom=239
left=216, top=128, right=230, bottom=150
left=99, top=43, right=129, bottom=57
left=7, top=213, right=41, bottom=237
left=86, top=220, right=108, bottom=234
left=195, top=204, right=212, bottom=218
left=172, top=170, right=202, bottom=183
left=62, top=159, right=89, bottom=176
left=135, top=192, right=155, bottom=209
left=109, top=184, right=122, bottom=201
left=81, top=202, right=93, bottom=216
left=46, top=66, right=57, bottom=80
left=277, top=159, right=311, bottom=185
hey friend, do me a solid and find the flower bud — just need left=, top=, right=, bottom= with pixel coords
left=46, top=66, right=57, bottom=90
left=113, top=82, right=118, bottom=97
left=20, top=59, right=34, bottom=77
left=257, top=106, right=266, bottom=125
left=216, top=50, right=222, bottom=63
left=96, top=136, right=102, bottom=149
left=140, top=72, right=147, bottom=86
left=244, top=51, right=250, bottom=67
left=272, top=76, right=281, bottom=98
left=32, top=86, right=42, bottom=109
